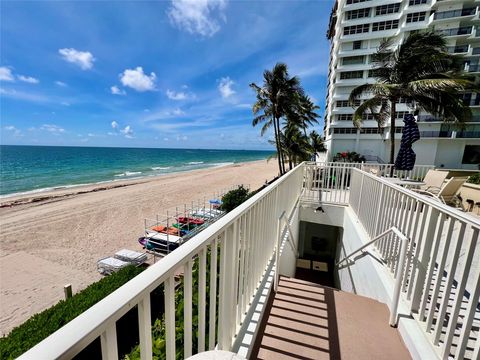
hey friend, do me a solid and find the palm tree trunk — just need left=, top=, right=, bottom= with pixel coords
left=276, top=117, right=286, bottom=174
left=389, top=100, right=396, bottom=177
left=272, top=116, right=283, bottom=175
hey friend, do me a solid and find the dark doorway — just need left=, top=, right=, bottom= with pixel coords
left=296, top=222, right=341, bottom=288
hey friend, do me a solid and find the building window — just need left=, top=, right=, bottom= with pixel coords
left=340, top=70, right=364, bottom=79
left=395, top=127, right=404, bottom=133
left=333, top=128, right=358, bottom=134
left=362, top=114, right=376, bottom=121
left=409, top=0, right=427, bottom=5
left=406, top=11, right=426, bottom=23
left=346, top=0, right=371, bottom=4
left=344, top=24, right=370, bottom=35
left=372, top=20, right=399, bottom=31
left=336, top=100, right=361, bottom=107
left=353, top=40, right=363, bottom=50
left=395, top=111, right=409, bottom=119
left=397, top=97, right=413, bottom=103
left=375, top=3, right=400, bottom=15
left=346, top=8, right=371, bottom=20
left=360, top=128, right=381, bottom=134
left=342, top=55, right=365, bottom=65
left=368, top=69, right=381, bottom=78
left=338, top=114, right=354, bottom=121
left=462, top=145, right=480, bottom=163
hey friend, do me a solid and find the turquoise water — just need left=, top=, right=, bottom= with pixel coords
left=0, top=145, right=273, bottom=197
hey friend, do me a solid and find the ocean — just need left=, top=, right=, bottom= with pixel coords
left=0, top=145, right=273, bottom=197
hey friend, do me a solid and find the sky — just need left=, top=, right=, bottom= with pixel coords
left=0, top=0, right=333, bottom=150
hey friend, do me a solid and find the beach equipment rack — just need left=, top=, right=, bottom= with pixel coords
left=139, top=186, right=246, bottom=257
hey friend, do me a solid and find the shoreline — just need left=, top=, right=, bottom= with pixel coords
left=0, top=159, right=278, bottom=334
left=0, top=159, right=268, bottom=208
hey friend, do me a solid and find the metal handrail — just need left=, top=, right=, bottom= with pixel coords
left=336, top=226, right=409, bottom=327
left=336, top=226, right=407, bottom=267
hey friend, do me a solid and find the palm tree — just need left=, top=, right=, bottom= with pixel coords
left=349, top=31, right=478, bottom=166
left=309, top=130, right=326, bottom=154
left=287, top=94, right=320, bottom=137
left=251, top=63, right=302, bottom=175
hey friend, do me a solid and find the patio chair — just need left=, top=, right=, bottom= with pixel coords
left=413, top=177, right=468, bottom=205
left=417, top=169, right=448, bottom=195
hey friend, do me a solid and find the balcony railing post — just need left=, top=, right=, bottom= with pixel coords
left=274, top=213, right=284, bottom=293
left=100, top=324, right=118, bottom=360
left=389, top=233, right=409, bottom=327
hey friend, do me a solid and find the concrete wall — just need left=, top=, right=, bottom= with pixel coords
left=278, top=205, right=300, bottom=278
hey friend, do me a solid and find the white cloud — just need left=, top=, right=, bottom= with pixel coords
left=218, top=76, right=235, bottom=98
left=40, top=124, right=65, bottom=135
left=111, top=121, right=119, bottom=129
left=164, top=137, right=169, bottom=141
left=58, top=48, right=95, bottom=70
left=111, top=85, right=126, bottom=95
left=0, top=67, right=15, bottom=82
left=166, top=89, right=187, bottom=100
left=119, top=67, right=156, bottom=92
left=176, top=135, right=188, bottom=141
left=18, top=75, right=39, bottom=84
left=172, top=108, right=185, bottom=116
left=61, top=101, right=70, bottom=106
left=4, top=125, right=22, bottom=137
left=88, top=133, right=95, bottom=137
left=167, top=0, right=227, bottom=37
left=120, top=125, right=134, bottom=138
left=55, top=81, right=67, bottom=87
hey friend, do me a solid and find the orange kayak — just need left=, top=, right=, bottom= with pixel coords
left=151, top=225, right=182, bottom=236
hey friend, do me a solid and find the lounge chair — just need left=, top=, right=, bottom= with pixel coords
left=417, top=169, right=448, bottom=195
left=412, top=177, right=467, bottom=205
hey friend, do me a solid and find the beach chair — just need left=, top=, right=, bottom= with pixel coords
left=413, top=177, right=467, bottom=205
left=97, top=257, right=130, bottom=275
left=114, top=249, right=147, bottom=265
left=417, top=169, right=448, bottom=195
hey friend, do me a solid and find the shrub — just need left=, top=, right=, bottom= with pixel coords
left=467, top=173, right=480, bottom=185
left=333, top=151, right=366, bottom=163
left=220, top=185, right=251, bottom=212
left=0, top=266, right=145, bottom=359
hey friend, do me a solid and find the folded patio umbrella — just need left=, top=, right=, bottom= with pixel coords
left=394, top=114, right=420, bottom=171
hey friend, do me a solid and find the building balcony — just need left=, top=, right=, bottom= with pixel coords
left=436, top=26, right=473, bottom=37
left=432, top=7, right=477, bottom=21
left=446, top=44, right=469, bottom=54
left=467, top=64, right=480, bottom=73
left=16, top=163, right=480, bottom=360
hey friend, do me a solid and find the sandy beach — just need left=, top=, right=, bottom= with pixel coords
left=0, top=160, right=278, bottom=335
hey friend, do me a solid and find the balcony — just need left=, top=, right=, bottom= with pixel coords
left=468, top=64, right=480, bottom=72
left=446, top=45, right=469, bottom=54
left=17, top=163, right=480, bottom=360
left=433, top=7, right=477, bottom=20
left=436, top=26, right=473, bottom=37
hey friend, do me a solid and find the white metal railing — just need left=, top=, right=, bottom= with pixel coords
left=336, top=226, right=409, bottom=327
left=302, top=162, right=434, bottom=205
left=348, top=168, right=480, bottom=360
left=19, top=164, right=304, bottom=360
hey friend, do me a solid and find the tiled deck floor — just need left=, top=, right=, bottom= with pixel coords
left=251, top=276, right=411, bottom=360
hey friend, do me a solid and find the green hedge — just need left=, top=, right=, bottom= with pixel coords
left=0, top=265, right=145, bottom=359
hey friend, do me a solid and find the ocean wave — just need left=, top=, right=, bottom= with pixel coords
left=151, top=166, right=171, bottom=170
left=114, top=171, right=142, bottom=177
left=187, top=161, right=204, bottom=165
left=212, top=162, right=234, bottom=167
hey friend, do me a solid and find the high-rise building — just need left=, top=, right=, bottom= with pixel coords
left=324, top=0, right=480, bottom=168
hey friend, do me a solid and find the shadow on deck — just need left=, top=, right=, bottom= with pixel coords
left=250, top=276, right=411, bottom=360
